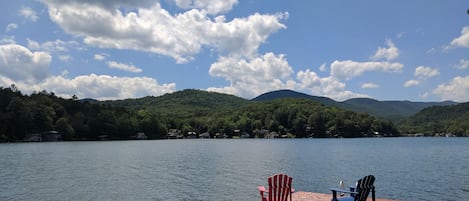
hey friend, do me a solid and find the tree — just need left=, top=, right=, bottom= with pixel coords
left=55, top=117, right=75, bottom=140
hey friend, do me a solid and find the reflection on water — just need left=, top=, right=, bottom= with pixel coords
left=1, top=138, right=468, bottom=201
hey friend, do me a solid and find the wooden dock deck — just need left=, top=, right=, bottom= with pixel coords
left=291, top=191, right=400, bottom=201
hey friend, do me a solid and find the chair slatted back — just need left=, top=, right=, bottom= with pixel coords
left=267, top=174, right=293, bottom=201
left=354, top=175, right=375, bottom=201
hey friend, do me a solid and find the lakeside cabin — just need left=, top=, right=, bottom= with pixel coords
left=23, top=131, right=61, bottom=142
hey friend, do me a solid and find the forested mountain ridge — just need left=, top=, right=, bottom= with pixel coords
left=0, top=87, right=400, bottom=142
left=105, top=89, right=251, bottom=120
left=2, top=87, right=467, bottom=142
left=253, top=89, right=457, bottom=121
left=399, top=102, right=469, bottom=136
left=252, top=89, right=339, bottom=107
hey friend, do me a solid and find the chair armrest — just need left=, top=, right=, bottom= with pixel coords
left=330, top=188, right=357, bottom=201
left=329, top=188, right=356, bottom=194
left=258, top=186, right=267, bottom=192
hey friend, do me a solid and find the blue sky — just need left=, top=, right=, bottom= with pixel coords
left=1, top=0, right=468, bottom=102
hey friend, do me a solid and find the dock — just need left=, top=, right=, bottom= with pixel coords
left=291, top=191, right=400, bottom=201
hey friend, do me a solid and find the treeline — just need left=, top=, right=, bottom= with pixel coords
left=0, top=87, right=400, bottom=142
left=0, top=86, right=166, bottom=142
left=399, top=103, right=469, bottom=136
left=200, top=98, right=399, bottom=138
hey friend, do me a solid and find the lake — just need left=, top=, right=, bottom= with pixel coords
left=0, top=138, right=468, bottom=201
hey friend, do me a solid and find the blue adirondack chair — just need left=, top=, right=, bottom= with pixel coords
left=329, top=175, right=376, bottom=201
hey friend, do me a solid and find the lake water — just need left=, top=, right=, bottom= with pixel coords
left=0, top=138, right=468, bottom=201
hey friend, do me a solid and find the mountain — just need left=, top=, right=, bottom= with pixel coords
left=252, top=89, right=338, bottom=106
left=106, top=89, right=250, bottom=118
left=342, top=98, right=456, bottom=121
left=399, top=102, right=469, bottom=136
left=252, top=89, right=457, bottom=121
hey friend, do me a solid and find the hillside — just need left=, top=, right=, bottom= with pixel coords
left=253, top=89, right=457, bottom=121
left=342, top=98, right=456, bottom=121
left=252, top=89, right=338, bottom=107
left=399, top=102, right=469, bottom=136
left=106, top=89, right=251, bottom=119
left=105, top=89, right=400, bottom=137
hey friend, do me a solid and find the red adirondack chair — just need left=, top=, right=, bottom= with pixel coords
left=258, top=173, right=294, bottom=201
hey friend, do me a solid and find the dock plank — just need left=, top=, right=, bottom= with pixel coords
left=291, top=191, right=399, bottom=201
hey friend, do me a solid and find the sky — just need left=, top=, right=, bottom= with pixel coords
left=0, top=0, right=468, bottom=102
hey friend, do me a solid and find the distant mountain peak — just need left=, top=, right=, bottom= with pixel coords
left=251, top=89, right=458, bottom=121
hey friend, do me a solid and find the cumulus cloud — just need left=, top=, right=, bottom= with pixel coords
left=404, top=79, right=420, bottom=87
left=5, top=23, right=18, bottom=32
left=58, top=55, right=72, bottom=62
left=455, top=59, right=469, bottom=69
left=450, top=26, right=469, bottom=48
left=361, top=82, right=379, bottom=89
left=19, top=7, right=39, bottom=22
left=330, top=60, right=403, bottom=81
left=1, top=73, right=176, bottom=100
left=42, top=1, right=286, bottom=63
left=371, top=39, right=399, bottom=61
left=173, top=0, right=238, bottom=15
left=208, top=52, right=294, bottom=98
left=0, top=44, right=51, bottom=83
left=0, top=36, right=16, bottom=45
left=414, top=66, right=439, bottom=79
left=34, top=74, right=175, bottom=100
left=107, top=61, right=142, bottom=73
left=403, top=66, right=439, bottom=87
left=94, top=53, right=109, bottom=61
left=0, top=43, right=175, bottom=100
left=433, top=75, right=469, bottom=102
left=296, top=69, right=368, bottom=101
left=318, top=63, right=327, bottom=72
left=42, top=0, right=155, bottom=10
left=27, top=38, right=81, bottom=52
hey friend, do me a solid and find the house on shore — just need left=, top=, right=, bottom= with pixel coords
left=199, top=132, right=210, bottom=139
left=167, top=129, right=183, bottom=139
left=132, top=132, right=147, bottom=140
left=23, top=131, right=61, bottom=142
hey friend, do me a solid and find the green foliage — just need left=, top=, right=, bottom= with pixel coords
left=253, top=89, right=457, bottom=122
left=0, top=87, right=168, bottom=142
left=399, top=102, right=469, bottom=136
left=0, top=87, right=405, bottom=142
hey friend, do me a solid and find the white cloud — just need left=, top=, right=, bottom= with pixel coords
left=0, top=44, right=51, bottom=83
left=455, top=59, right=469, bottom=69
left=361, top=82, right=379, bottom=89
left=27, top=39, right=81, bottom=52
left=450, top=26, right=469, bottom=48
left=397, top=32, right=405, bottom=39
left=208, top=52, right=294, bottom=98
left=433, top=75, right=469, bottom=102
left=173, top=0, right=238, bottom=15
left=404, top=79, right=420, bottom=87
left=319, top=63, right=327, bottom=72
left=17, top=74, right=176, bottom=100
left=371, top=39, right=399, bottom=61
left=58, top=55, right=72, bottom=62
left=414, top=66, right=439, bottom=79
left=42, top=0, right=155, bottom=10
left=94, top=53, right=109, bottom=61
left=0, top=43, right=174, bottom=100
left=42, top=1, right=286, bottom=63
left=330, top=60, right=403, bottom=81
left=5, top=23, right=18, bottom=32
left=19, top=7, right=39, bottom=22
left=107, top=61, right=142, bottom=73
left=0, top=36, right=16, bottom=45
left=296, top=69, right=368, bottom=101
